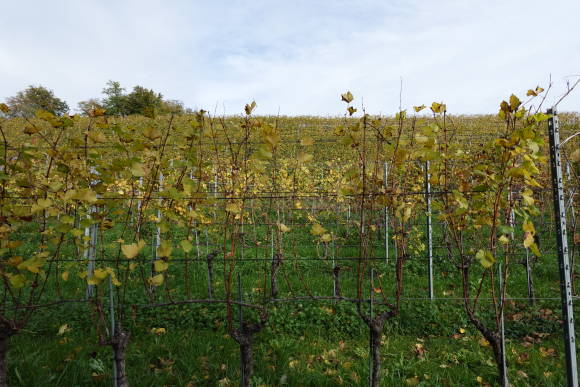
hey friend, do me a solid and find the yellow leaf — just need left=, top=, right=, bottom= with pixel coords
left=143, top=126, right=162, bottom=140
left=88, top=268, right=108, bottom=285
left=475, top=249, right=495, bottom=268
left=415, top=134, right=429, bottom=144
left=225, top=202, right=241, bottom=214
left=88, top=130, right=107, bottom=143
left=150, top=327, right=166, bottom=335
left=61, top=271, right=70, bottom=281
left=499, top=235, right=510, bottom=245
left=105, top=267, right=122, bottom=286
left=264, top=133, right=280, bottom=148
left=297, top=152, right=313, bottom=164
left=524, top=233, right=534, bottom=248
left=121, top=240, right=145, bottom=259
left=156, top=242, right=172, bottom=258
left=148, top=274, right=164, bottom=287
left=180, top=240, right=193, bottom=253
left=58, top=324, right=71, bottom=336
left=17, top=257, right=45, bottom=273
left=278, top=223, right=290, bottom=233
left=320, top=233, right=332, bottom=243
left=7, top=256, right=23, bottom=267
left=341, top=91, right=354, bottom=103
left=430, top=102, right=446, bottom=114
left=130, top=162, right=146, bottom=177
left=529, top=242, right=541, bottom=257
left=300, top=137, right=314, bottom=146
left=311, top=224, right=326, bottom=236
left=478, top=337, right=490, bottom=347
left=37, top=198, right=53, bottom=209
left=244, top=101, right=257, bottom=115
left=9, top=274, right=26, bottom=288
left=75, top=189, right=98, bottom=203
left=405, top=376, right=420, bottom=386
left=522, top=219, right=535, bottom=234
left=154, top=260, right=169, bottom=272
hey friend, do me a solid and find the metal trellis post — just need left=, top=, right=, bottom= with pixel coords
left=237, top=272, right=245, bottom=386
left=109, top=276, right=118, bottom=387
left=548, top=108, right=578, bottom=387
left=425, top=161, right=433, bottom=300
left=384, top=162, right=389, bottom=265
left=498, top=263, right=508, bottom=387
left=368, top=268, right=374, bottom=387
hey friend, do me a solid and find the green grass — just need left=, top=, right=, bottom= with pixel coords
left=3, top=206, right=577, bottom=386
left=7, top=298, right=570, bottom=386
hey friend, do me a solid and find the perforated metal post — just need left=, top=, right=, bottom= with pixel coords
left=85, top=209, right=98, bottom=298
left=368, top=268, right=374, bottom=387
left=425, top=161, right=433, bottom=300
left=548, top=108, right=578, bottom=387
left=384, top=162, right=389, bottom=265
left=332, top=238, right=337, bottom=300
left=151, top=172, right=163, bottom=293
left=109, top=276, right=118, bottom=387
left=86, top=166, right=99, bottom=298
left=498, top=264, right=508, bottom=387
left=237, top=272, right=245, bottom=386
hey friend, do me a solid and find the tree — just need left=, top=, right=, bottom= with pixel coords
left=101, top=81, right=167, bottom=117
left=5, top=85, right=69, bottom=117
left=77, top=98, right=104, bottom=116
left=124, top=86, right=163, bottom=117
left=160, top=99, right=186, bottom=115
left=101, top=80, right=127, bottom=116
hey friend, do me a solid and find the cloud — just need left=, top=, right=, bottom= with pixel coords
left=1, top=0, right=578, bottom=115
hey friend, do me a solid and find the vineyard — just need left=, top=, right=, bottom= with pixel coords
left=0, top=91, right=578, bottom=387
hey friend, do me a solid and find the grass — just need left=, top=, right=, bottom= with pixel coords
left=8, top=297, right=569, bottom=386
left=3, top=203, right=577, bottom=386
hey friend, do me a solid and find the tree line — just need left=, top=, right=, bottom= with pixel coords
left=1, top=81, right=189, bottom=118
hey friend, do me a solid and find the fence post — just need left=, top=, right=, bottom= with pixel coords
left=525, top=248, right=535, bottom=306
left=85, top=208, right=98, bottom=298
left=384, top=162, right=389, bottom=265
left=548, top=108, right=578, bottom=387
left=424, top=161, right=433, bottom=300
left=498, top=264, right=508, bottom=387
left=368, top=268, right=374, bottom=387
left=86, top=166, right=99, bottom=298
left=237, top=272, right=245, bottom=386
left=332, top=238, right=338, bottom=300
left=109, top=276, right=118, bottom=387
left=151, top=172, right=163, bottom=293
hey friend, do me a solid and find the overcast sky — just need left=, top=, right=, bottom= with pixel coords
left=1, top=0, right=579, bottom=115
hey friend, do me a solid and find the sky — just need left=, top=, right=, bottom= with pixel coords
left=1, top=0, right=579, bottom=116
